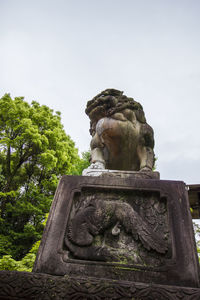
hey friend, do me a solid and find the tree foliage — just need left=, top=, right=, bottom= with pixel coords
left=0, top=94, right=85, bottom=260
left=0, top=240, right=40, bottom=272
left=72, top=150, right=90, bottom=175
left=193, top=221, right=200, bottom=261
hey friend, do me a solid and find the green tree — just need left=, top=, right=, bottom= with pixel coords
left=193, top=221, right=200, bottom=262
left=0, top=94, right=82, bottom=259
left=72, top=150, right=90, bottom=175
left=0, top=240, right=41, bottom=272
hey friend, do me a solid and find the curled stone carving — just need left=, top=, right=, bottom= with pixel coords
left=65, top=190, right=170, bottom=266
left=85, top=89, right=155, bottom=173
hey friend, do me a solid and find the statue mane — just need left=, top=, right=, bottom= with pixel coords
left=85, top=89, right=146, bottom=131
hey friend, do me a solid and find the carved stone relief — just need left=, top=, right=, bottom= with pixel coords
left=64, top=189, right=171, bottom=268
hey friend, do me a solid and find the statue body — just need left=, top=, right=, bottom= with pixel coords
left=86, top=89, right=155, bottom=172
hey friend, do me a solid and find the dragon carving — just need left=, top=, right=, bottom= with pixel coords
left=65, top=198, right=168, bottom=262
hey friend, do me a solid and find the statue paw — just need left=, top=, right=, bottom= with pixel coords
left=140, top=167, right=152, bottom=172
left=82, top=161, right=105, bottom=176
left=89, top=161, right=105, bottom=169
left=97, top=246, right=116, bottom=261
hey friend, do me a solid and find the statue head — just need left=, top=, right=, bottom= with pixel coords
left=85, top=89, right=146, bottom=136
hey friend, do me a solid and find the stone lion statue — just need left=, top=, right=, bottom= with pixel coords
left=85, top=89, right=155, bottom=172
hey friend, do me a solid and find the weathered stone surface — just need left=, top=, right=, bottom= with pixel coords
left=85, top=89, right=155, bottom=173
left=33, top=175, right=200, bottom=288
left=82, top=168, right=160, bottom=179
left=1, top=270, right=200, bottom=300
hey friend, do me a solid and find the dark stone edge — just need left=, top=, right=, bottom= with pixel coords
left=0, top=271, right=200, bottom=300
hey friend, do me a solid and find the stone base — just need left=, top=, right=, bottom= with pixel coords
left=0, top=271, right=200, bottom=299
left=34, top=175, right=199, bottom=288
left=82, top=168, right=160, bottom=179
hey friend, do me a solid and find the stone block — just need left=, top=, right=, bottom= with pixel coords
left=33, top=175, right=200, bottom=288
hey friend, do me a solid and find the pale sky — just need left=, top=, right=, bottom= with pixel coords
left=1, top=0, right=200, bottom=184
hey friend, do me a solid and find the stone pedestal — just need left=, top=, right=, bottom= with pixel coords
left=33, top=175, right=200, bottom=289
left=1, top=270, right=200, bottom=299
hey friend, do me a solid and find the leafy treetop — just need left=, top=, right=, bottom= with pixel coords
left=0, top=94, right=84, bottom=259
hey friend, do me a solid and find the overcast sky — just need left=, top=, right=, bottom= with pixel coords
left=1, top=0, right=200, bottom=184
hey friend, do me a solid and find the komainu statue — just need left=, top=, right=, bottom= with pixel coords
left=85, top=89, right=155, bottom=172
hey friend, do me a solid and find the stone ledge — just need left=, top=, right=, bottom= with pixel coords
left=82, top=168, right=160, bottom=179
left=0, top=271, right=200, bottom=300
